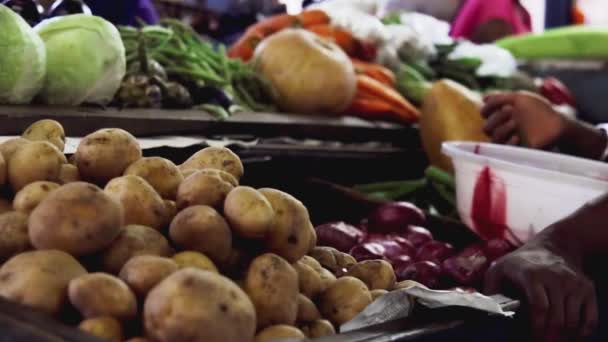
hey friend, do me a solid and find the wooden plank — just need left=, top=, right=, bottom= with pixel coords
left=0, top=106, right=413, bottom=143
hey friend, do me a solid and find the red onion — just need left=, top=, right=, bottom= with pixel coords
left=403, top=226, right=434, bottom=248
left=349, top=242, right=386, bottom=262
left=398, top=261, right=442, bottom=288
left=368, top=202, right=425, bottom=233
left=483, top=239, right=513, bottom=262
left=416, top=241, right=454, bottom=264
left=364, top=233, right=416, bottom=258
left=442, top=244, right=489, bottom=286
left=393, top=255, right=415, bottom=281
left=315, top=222, right=365, bottom=253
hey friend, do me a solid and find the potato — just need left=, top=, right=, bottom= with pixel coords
left=75, top=128, right=142, bottom=184
left=297, top=294, right=320, bottom=323
left=163, top=200, right=177, bottom=222
left=58, top=163, right=81, bottom=184
left=319, top=276, right=372, bottom=326
left=169, top=205, right=232, bottom=265
left=347, top=260, right=396, bottom=290
left=0, top=137, right=29, bottom=161
left=124, top=157, right=183, bottom=200
left=102, top=224, right=173, bottom=274
left=78, top=316, right=123, bottom=342
left=176, top=171, right=234, bottom=210
left=29, top=182, right=123, bottom=256
left=0, top=250, right=86, bottom=314
left=144, top=268, right=256, bottom=342
left=254, top=325, right=305, bottom=342
left=69, top=273, right=137, bottom=319
left=299, top=255, right=323, bottom=273
left=180, top=146, right=244, bottom=180
left=13, top=181, right=60, bottom=214
left=293, top=259, right=322, bottom=299
left=0, top=198, right=11, bottom=214
left=310, top=247, right=339, bottom=273
left=371, top=289, right=388, bottom=300
left=300, top=319, right=336, bottom=339
left=244, top=253, right=299, bottom=328
left=224, top=186, right=274, bottom=239
left=0, top=211, right=30, bottom=260
left=0, top=152, right=5, bottom=186
left=124, top=338, right=150, bottom=342
left=7, top=141, right=63, bottom=191
left=22, top=119, right=66, bottom=152
left=172, top=251, right=218, bottom=273
left=258, top=188, right=312, bottom=263
left=119, top=256, right=178, bottom=298
left=336, top=252, right=357, bottom=270
left=195, top=168, right=239, bottom=186
left=393, top=280, right=422, bottom=291
left=105, top=175, right=168, bottom=230
left=318, top=267, right=337, bottom=292
left=308, top=224, right=317, bottom=253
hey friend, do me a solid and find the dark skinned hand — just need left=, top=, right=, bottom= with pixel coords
left=482, top=92, right=567, bottom=149
left=485, top=238, right=598, bottom=342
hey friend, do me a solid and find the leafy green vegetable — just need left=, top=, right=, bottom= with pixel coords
left=34, top=14, right=126, bottom=106
left=0, top=4, right=46, bottom=104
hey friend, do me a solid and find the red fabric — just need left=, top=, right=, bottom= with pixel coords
left=450, top=0, right=532, bottom=41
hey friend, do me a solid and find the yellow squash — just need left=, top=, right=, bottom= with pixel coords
left=420, top=80, right=490, bottom=172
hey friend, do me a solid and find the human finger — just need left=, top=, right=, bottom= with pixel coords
left=492, top=119, right=518, bottom=144
left=483, top=109, right=511, bottom=135
left=482, top=93, right=516, bottom=118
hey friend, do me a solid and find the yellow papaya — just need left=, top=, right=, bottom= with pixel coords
left=420, top=80, right=490, bottom=172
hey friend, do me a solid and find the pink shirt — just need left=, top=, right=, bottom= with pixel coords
left=451, top=0, right=532, bottom=41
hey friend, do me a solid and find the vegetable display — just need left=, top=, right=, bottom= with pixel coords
left=0, top=4, right=46, bottom=105
left=34, top=14, right=126, bottom=106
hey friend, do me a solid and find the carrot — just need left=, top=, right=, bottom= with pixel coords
left=307, top=24, right=357, bottom=55
left=351, top=59, right=396, bottom=86
left=298, top=10, right=331, bottom=28
left=356, top=75, right=420, bottom=121
left=347, top=98, right=394, bottom=120
left=228, top=29, right=264, bottom=61
left=249, top=14, right=300, bottom=36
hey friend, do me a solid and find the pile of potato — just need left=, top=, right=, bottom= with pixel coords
left=0, top=119, right=402, bottom=342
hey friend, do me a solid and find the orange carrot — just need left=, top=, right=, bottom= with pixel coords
left=356, top=75, right=420, bottom=121
left=298, top=10, right=331, bottom=28
left=351, top=59, right=396, bottom=86
left=228, top=29, right=264, bottom=61
left=249, top=14, right=300, bottom=35
left=307, top=24, right=357, bottom=55
left=347, top=98, right=394, bottom=120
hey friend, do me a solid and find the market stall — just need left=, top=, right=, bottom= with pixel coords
left=0, top=1, right=607, bottom=341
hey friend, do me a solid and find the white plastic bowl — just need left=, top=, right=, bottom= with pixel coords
left=442, top=142, right=608, bottom=245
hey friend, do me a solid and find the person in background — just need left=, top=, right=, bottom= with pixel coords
left=85, top=0, right=159, bottom=26
left=381, top=0, right=532, bottom=43
left=482, top=91, right=606, bottom=341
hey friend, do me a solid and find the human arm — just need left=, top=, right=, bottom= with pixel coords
left=482, top=92, right=608, bottom=161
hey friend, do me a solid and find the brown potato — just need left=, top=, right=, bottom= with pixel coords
left=124, top=338, right=150, bottom=342
left=310, top=247, right=339, bottom=273
left=29, top=182, right=123, bottom=256
left=0, top=250, right=86, bottom=314
left=124, top=157, right=183, bottom=200
left=75, top=128, right=142, bottom=184
left=244, top=253, right=299, bottom=328
left=254, top=325, right=305, bottom=342
left=105, top=175, right=168, bottom=230
left=172, top=251, right=218, bottom=273
left=297, top=294, right=321, bottom=323
left=319, top=276, right=372, bottom=326
left=13, top=181, right=60, bottom=214
left=101, top=224, right=172, bottom=274
left=300, top=319, right=336, bottom=339
left=0, top=198, right=11, bottom=214
left=0, top=211, right=30, bottom=261
left=169, top=205, right=232, bottom=265
left=78, top=316, right=123, bottom=342
left=69, top=273, right=137, bottom=319
left=347, top=260, right=396, bottom=290
left=176, top=171, right=234, bottom=210
left=7, top=141, right=63, bottom=191
left=58, top=164, right=81, bottom=184
left=180, top=146, right=244, bottom=180
left=224, top=186, right=274, bottom=239
left=0, top=137, right=29, bottom=162
left=293, top=259, right=323, bottom=299
left=119, top=256, right=178, bottom=298
left=195, top=168, right=239, bottom=186
left=22, top=119, right=66, bottom=152
left=371, top=289, right=388, bottom=300
left=163, top=200, right=177, bottom=222
left=308, top=224, right=317, bottom=253
left=0, top=152, right=5, bottom=186
left=336, top=252, right=357, bottom=270
left=393, top=280, right=422, bottom=291
left=259, top=188, right=312, bottom=263
left=144, top=268, right=256, bottom=342
left=318, top=267, right=337, bottom=292
left=299, top=255, right=323, bottom=273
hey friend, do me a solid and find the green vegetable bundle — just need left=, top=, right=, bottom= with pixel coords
left=118, top=20, right=275, bottom=114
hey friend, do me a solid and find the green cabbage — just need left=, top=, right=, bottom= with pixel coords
left=34, top=14, right=126, bottom=106
left=0, top=4, right=46, bottom=104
